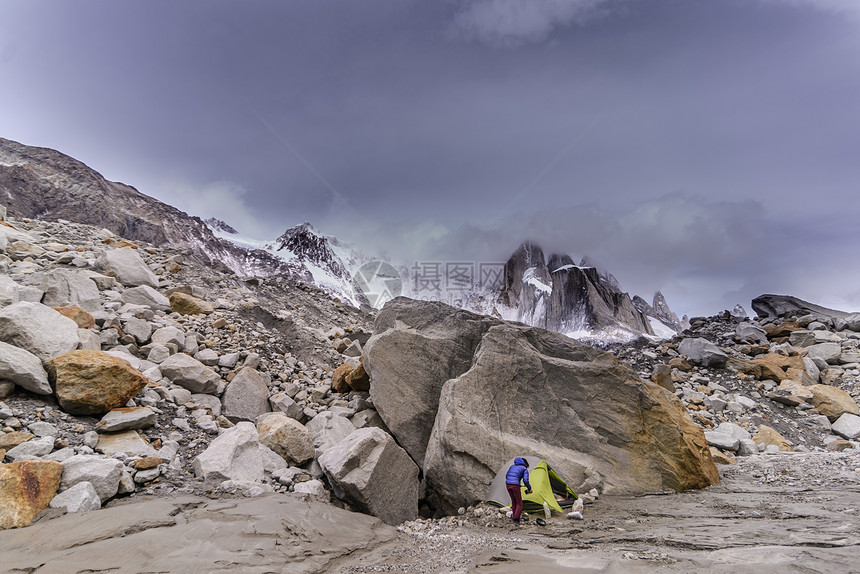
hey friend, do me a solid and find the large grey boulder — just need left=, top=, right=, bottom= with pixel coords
left=431, top=327, right=716, bottom=505
left=96, top=247, right=158, bottom=287
left=374, top=301, right=717, bottom=515
left=40, top=268, right=101, bottom=312
left=0, top=340, right=51, bottom=394
left=751, top=294, right=850, bottom=321
left=845, top=313, right=860, bottom=332
left=60, top=455, right=123, bottom=502
left=0, top=302, right=80, bottom=360
left=678, top=337, right=728, bottom=368
left=256, top=412, right=315, bottom=465
left=121, top=285, right=170, bottom=312
left=192, top=422, right=264, bottom=486
left=364, top=298, right=501, bottom=467
left=320, top=427, right=419, bottom=525
left=221, top=367, right=271, bottom=422
left=159, top=353, right=222, bottom=394
left=305, top=411, right=357, bottom=455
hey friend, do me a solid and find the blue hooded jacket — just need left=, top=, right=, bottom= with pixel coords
left=505, top=458, right=531, bottom=489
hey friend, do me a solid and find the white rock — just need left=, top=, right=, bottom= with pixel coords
left=151, top=326, right=185, bottom=348
left=736, top=439, right=759, bottom=456
left=147, top=344, right=171, bottom=364
left=105, top=349, right=143, bottom=370
left=60, top=455, right=124, bottom=502
left=40, top=268, right=101, bottom=312
left=123, top=317, right=153, bottom=344
left=121, top=285, right=170, bottom=312
left=734, top=396, right=758, bottom=411
left=292, top=478, right=329, bottom=502
left=0, top=302, right=80, bottom=360
left=0, top=340, right=52, bottom=394
left=221, top=367, right=271, bottom=422
left=5, top=435, right=55, bottom=461
left=194, top=348, right=219, bottom=366
left=49, top=481, right=101, bottom=513
left=157, top=439, right=180, bottom=463
left=218, top=352, right=241, bottom=369
left=0, top=275, right=20, bottom=307
left=80, top=270, right=117, bottom=290
left=218, top=480, right=274, bottom=497
left=96, top=407, right=156, bottom=432
left=319, top=427, right=418, bottom=525
left=806, top=342, right=842, bottom=365
left=678, top=338, right=728, bottom=368
left=192, top=421, right=264, bottom=486
left=28, top=422, right=58, bottom=437
left=832, top=413, right=860, bottom=440
left=269, top=392, right=306, bottom=421
left=191, top=393, right=222, bottom=417
left=134, top=467, right=161, bottom=483
left=97, top=247, right=158, bottom=287
left=77, top=329, right=101, bottom=350
left=306, top=411, right=357, bottom=455
left=715, top=422, right=751, bottom=441
left=160, top=353, right=222, bottom=394
left=704, top=431, right=739, bottom=451
left=259, top=444, right=288, bottom=473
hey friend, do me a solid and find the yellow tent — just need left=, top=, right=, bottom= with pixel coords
left=486, top=456, right=578, bottom=514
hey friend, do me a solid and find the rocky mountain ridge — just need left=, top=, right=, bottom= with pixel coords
left=0, top=137, right=294, bottom=279
left=492, top=241, right=677, bottom=341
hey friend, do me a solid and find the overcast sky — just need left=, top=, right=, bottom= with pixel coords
left=2, top=0, right=859, bottom=317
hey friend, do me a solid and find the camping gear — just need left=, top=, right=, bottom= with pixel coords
left=486, top=456, right=578, bottom=515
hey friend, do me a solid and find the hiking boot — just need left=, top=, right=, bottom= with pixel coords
left=512, top=518, right=520, bottom=525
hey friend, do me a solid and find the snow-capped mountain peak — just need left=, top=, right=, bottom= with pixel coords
left=272, top=222, right=348, bottom=278
left=204, top=217, right=238, bottom=235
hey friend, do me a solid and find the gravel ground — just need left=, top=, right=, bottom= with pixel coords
left=335, top=450, right=860, bottom=574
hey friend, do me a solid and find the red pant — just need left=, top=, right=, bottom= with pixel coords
left=506, top=484, right=523, bottom=520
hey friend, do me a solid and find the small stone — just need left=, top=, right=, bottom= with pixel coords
left=133, top=467, right=161, bottom=483
left=96, top=407, right=156, bottom=433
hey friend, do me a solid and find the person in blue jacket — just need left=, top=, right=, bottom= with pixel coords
left=505, top=457, right=532, bottom=524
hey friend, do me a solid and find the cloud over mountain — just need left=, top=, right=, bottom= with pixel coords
left=451, top=0, right=624, bottom=46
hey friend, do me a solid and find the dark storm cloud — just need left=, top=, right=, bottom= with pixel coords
left=1, top=0, right=858, bottom=316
